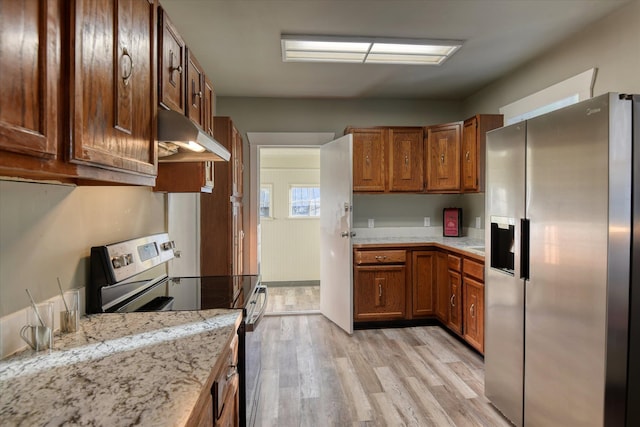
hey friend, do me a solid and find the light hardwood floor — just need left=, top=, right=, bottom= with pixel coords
left=254, top=314, right=512, bottom=427
left=265, top=285, right=320, bottom=314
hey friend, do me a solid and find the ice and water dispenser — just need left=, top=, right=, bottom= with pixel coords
left=490, top=216, right=515, bottom=275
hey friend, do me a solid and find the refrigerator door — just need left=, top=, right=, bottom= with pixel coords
left=485, top=123, right=526, bottom=427
left=525, top=93, right=631, bottom=426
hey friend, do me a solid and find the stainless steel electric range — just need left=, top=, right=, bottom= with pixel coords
left=87, top=233, right=267, bottom=427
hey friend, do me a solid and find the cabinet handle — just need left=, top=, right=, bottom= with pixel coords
left=121, top=47, right=133, bottom=86
left=470, top=303, right=475, bottom=317
left=378, top=283, right=382, bottom=297
left=404, top=155, right=409, bottom=166
left=374, top=255, right=387, bottom=261
left=441, top=154, right=445, bottom=163
left=226, top=364, right=238, bottom=380
left=365, top=155, right=370, bottom=165
left=169, top=50, right=182, bottom=74
left=450, top=294, right=455, bottom=307
left=465, top=151, right=470, bottom=160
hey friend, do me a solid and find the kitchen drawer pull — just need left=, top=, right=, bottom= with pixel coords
left=374, top=255, right=387, bottom=261
left=450, top=294, right=455, bottom=307
left=121, top=48, right=133, bottom=86
left=226, top=364, right=238, bottom=380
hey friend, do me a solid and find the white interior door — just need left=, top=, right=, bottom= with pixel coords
left=320, top=134, right=353, bottom=334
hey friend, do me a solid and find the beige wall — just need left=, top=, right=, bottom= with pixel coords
left=0, top=181, right=165, bottom=317
left=463, top=0, right=640, bottom=116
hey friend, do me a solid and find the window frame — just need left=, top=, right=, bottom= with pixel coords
left=259, top=184, right=273, bottom=219
left=288, top=184, right=320, bottom=218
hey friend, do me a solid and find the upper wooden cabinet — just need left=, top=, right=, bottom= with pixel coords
left=0, top=0, right=157, bottom=186
left=461, top=114, right=503, bottom=192
left=204, top=77, right=215, bottom=137
left=0, top=0, right=60, bottom=160
left=388, top=128, right=424, bottom=192
left=158, top=7, right=185, bottom=113
left=348, top=127, right=386, bottom=192
left=70, top=0, right=157, bottom=178
left=425, top=122, right=462, bottom=192
left=346, top=127, right=423, bottom=193
left=186, top=49, right=205, bottom=129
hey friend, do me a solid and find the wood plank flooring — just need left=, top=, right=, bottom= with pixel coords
left=254, top=314, right=512, bottom=427
left=265, top=285, right=320, bottom=314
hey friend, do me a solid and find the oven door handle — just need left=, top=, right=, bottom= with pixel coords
left=245, top=285, right=268, bottom=332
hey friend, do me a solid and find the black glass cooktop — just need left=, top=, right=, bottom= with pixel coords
left=111, top=275, right=260, bottom=313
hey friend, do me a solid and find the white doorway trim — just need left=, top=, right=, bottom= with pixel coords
left=245, top=132, right=335, bottom=274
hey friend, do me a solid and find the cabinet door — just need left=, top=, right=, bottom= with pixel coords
left=232, top=203, right=243, bottom=276
left=435, top=252, right=450, bottom=322
left=186, top=49, right=204, bottom=128
left=154, top=161, right=213, bottom=193
left=447, top=270, right=463, bottom=334
left=463, top=277, right=484, bottom=353
left=70, top=0, right=157, bottom=176
left=158, top=8, right=185, bottom=113
left=426, top=122, right=461, bottom=192
left=354, top=265, right=406, bottom=321
left=0, top=0, right=59, bottom=159
left=232, top=127, right=243, bottom=198
left=204, top=76, right=215, bottom=136
left=388, top=128, right=424, bottom=191
left=350, top=128, right=386, bottom=192
left=461, top=117, right=478, bottom=191
left=412, top=251, right=436, bottom=317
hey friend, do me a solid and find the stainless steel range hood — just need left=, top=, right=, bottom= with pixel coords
left=157, top=109, right=231, bottom=162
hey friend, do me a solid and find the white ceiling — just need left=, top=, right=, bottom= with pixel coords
left=160, top=0, right=630, bottom=99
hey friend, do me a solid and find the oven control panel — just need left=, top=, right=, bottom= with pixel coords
left=97, top=233, right=177, bottom=284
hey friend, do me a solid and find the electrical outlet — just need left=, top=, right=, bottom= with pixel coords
left=475, top=216, right=482, bottom=229
left=424, top=217, right=430, bottom=227
left=368, top=218, right=375, bottom=228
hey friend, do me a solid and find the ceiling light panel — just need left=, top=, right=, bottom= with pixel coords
left=281, top=35, right=463, bottom=65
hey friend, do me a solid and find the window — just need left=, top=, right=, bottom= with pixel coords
left=289, top=186, right=320, bottom=217
left=500, top=68, right=596, bottom=125
left=260, top=185, right=272, bottom=218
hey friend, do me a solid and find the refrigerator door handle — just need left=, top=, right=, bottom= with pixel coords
left=520, top=218, right=530, bottom=280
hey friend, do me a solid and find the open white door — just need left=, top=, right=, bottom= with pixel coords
left=320, top=134, right=353, bottom=334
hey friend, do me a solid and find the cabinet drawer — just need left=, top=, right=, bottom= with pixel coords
left=355, top=250, right=406, bottom=265
left=447, top=254, right=462, bottom=271
left=463, top=259, right=484, bottom=281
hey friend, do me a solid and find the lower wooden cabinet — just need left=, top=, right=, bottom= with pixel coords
left=354, top=250, right=407, bottom=321
left=412, top=251, right=436, bottom=317
left=447, top=270, right=463, bottom=334
left=463, top=277, right=484, bottom=353
left=354, top=245, right=485, bottom=354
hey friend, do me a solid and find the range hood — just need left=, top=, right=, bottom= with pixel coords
left=157, top=109, right=231, bottom=162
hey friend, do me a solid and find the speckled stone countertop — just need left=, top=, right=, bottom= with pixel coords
left=352, top=235, right=486, bottom=258
left=0, top=309, right=242, bottom=427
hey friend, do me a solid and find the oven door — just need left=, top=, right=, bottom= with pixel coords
left=244, top=284, right=267, bottom=427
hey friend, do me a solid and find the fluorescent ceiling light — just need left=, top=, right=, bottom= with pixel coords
left=281, top=35, right=462, bottom=65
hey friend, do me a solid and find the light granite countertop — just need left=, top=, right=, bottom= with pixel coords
left=352, top=235, right=486, bottom=258
left=0, top=309, right=242, bottom=427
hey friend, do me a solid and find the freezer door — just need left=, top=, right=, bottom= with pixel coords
left=525, top=93, right=631, bottom=426
left=485, top=123, right=526, bottom=427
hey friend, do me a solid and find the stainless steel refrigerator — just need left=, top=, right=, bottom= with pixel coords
left=484, top=92, right=639, bottom=426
